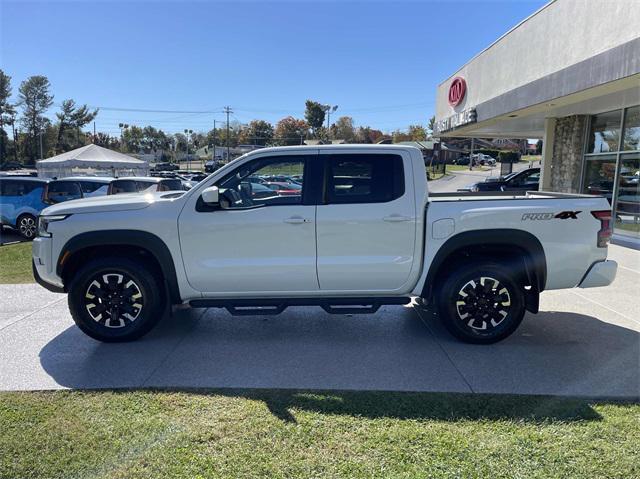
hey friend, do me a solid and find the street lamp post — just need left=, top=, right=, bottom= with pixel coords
left=324, top=104, right=338, bottom=130
left=184, top=129, right=193, bottom=170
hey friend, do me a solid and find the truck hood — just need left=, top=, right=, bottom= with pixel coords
left=41, top=191, right=185, bottom=215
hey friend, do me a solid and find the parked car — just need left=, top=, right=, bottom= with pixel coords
left=263, top=181, right=303, bottom=196
left=34, top=145, right=616, bottom=345
left=472, top=154, right=496, bottom=166
left=151, top=162, right=179, bottom=172
left=46, top=177, right=113, bottom=201
left=0, top=177, right=49, bottom=239
left=107, top=177, right=185, bottom=195
left=460, top=168, right=541, bottom=192
left=205, top=160, right=220, bottom=173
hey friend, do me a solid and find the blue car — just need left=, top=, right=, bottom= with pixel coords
left=0, top=177, right=49, bottom=239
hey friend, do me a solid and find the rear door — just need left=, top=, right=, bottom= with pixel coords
left=315, top=151, right=417, bottom=292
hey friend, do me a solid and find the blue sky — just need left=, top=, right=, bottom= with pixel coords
left=1, top=0, right=546, bottom=135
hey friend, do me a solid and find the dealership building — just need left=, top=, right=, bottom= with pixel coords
left=434, top=0, right=640, bottom=246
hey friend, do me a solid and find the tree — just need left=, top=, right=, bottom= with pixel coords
left=18, top=75, right=53, bottom=163
left=55, top=99, right=98, bottom=152
left=91, top=132, right=120, bottom=149
left=274, top=116, right=309, bottom=145
left=427, top=116, right=436, bottom=137
left=304, top=100, right=326, bottom=137
left=356, top=126, right=384, bottom=144
left=330, top=116, right=356, bottom=143
left=408, top=124, right=427, bottom=141
left=238, top=120, right=274, bottom=146
left=0, top=70, right=16, bottom=164
left=122, top=125, right=144, bottom=152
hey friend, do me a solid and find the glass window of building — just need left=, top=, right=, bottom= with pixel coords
left=614, top=152, right=639, bottom=238
left=622, top=106, right=640, bottom=151
left=587, top=110, right=621, bottom=154
left=583, top=154, right=617, bottom=204
left=583, top=106, right=640, bottom=240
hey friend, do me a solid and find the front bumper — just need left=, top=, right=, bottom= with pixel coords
left=32, top=260, right=65, bottom=293
left=578, top=260, right=618, bottom=288
left=32, top=236, right=65, bottom=293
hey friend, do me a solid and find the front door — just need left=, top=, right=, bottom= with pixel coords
left=315, top=152, right=417, bottom=292
left=178, top=153, right=319, bottom=295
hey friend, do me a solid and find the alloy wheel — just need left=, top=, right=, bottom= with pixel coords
left=84, top=273, right=144, bottom=328
left=19, top=216, right=36, bottom=239
left=455, top=276, right=511, bottom=331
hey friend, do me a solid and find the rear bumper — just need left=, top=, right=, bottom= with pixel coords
left=578, top=260, right=618, bottom=288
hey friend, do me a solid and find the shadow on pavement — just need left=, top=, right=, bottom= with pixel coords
left=38, top=306, right=640, bottom=402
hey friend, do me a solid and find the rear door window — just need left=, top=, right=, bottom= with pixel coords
left=158, top=179, right=183, bottom=191
left=110, top=180, right=137, bottom=194
left=46, top=181, right=83, bottom=204
left=0, top=180, right=26, bottom=196
left=324, top=154, right=404, bottom=204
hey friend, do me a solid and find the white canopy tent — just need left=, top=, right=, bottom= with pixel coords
left=36, top=144, right=149, bottom=178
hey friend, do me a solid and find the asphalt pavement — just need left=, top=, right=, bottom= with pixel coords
left=0, top=245, right=638, bottom=398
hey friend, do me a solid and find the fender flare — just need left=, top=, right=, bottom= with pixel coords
left=422, top=228, right=547, bottom=300
left=57, top=230, right=181, bottom=303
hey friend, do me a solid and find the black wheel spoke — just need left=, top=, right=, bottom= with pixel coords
left=84, top=272, right=143, bottom=329
left=456, top=276, right=511, bottom=333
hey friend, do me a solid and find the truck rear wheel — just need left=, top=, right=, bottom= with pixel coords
left=436, top=261, right=525, bottom=344
left=68, top=257, right=165, bottom=342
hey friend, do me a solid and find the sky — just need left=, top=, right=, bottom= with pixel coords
left=1, top=0, right=547, bottom=136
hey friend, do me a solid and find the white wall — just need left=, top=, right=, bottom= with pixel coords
left=435, top=0, right=640, bottom=120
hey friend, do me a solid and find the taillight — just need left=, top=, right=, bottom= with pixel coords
left=591, top=210, right=612, bottom=248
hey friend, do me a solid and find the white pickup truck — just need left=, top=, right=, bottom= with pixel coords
left=33, top=145, right=617, bottom=344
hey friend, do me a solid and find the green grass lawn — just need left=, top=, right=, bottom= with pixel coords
left=0, top=242, right=33, bottom=284
left=1, top=390, right=638, bottom=479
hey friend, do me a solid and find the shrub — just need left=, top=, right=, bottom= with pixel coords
left=498, top=151, right=521, bottom=163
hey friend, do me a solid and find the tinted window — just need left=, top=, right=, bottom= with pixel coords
left=325, top=154, right=404, bottom=204
left=46, top=181, right=83, bottom=204
left=158, top=179, right=183, bottom=191
left=80, top=181, right=109, bottom=193
left=136, top=181, right=157, bottom=192
left=110, top=180, right=137, bottom=194
left=0, top=180, right=42, bottom=196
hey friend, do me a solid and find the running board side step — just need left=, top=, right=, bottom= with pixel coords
left=189, top=297, right=411, bottom=316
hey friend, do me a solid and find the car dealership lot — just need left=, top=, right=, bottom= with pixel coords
left=0, top=244, right=637, bottom=398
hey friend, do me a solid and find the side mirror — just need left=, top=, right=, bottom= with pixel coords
left=201, top=185, right=219, bottom=204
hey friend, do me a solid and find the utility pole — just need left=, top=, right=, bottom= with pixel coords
left=224, top=106, right=232, bottom=162
left=38, top=127, right=44, bottom=160
left=212, top=119, right=216, bottom=163
left=469, top=137, right=475, bottom=171
left=93, top=122, right=96, bottom=142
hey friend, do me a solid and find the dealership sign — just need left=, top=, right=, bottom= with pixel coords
left=435, top=108, right=477, bottom=134
left=448, top=77, right=467, bottom=106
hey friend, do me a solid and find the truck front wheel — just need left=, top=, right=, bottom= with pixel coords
left=67, top=257, right=165, bottom=342
left=436, top=261, right=525, bottom=344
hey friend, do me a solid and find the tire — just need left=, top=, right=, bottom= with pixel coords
left=67, top=256, right=166, bottom=342
left=17, top=214, right=37, bottom=240
left=436, top=261, right=525, bottom=344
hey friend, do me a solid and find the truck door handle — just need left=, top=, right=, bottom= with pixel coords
left=284, top=216, right=307, bottom=224
left=383, top=214, right=411, bottom=223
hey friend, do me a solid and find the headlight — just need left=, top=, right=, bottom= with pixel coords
left=38, top=215, right=69, bottom=237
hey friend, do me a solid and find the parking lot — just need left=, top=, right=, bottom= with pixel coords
left=0, top=244, right=637, bottom=398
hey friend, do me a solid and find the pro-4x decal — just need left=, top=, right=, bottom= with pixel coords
left=521, top=211, right=581, bottom=220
